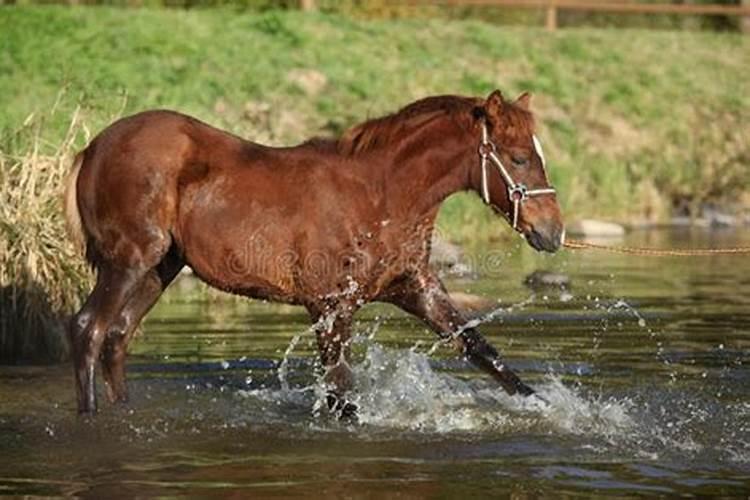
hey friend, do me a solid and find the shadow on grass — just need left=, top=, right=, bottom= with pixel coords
left=0, top=269, right=69, bottom=365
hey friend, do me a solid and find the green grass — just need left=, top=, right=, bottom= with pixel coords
left=1, top=6, right=749, bottom=243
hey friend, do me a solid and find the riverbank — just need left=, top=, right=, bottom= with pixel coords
left=3, top=225, right=750, bottom=496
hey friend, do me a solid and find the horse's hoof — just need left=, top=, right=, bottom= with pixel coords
left=339, top=401, right=358, bottom=421
left=326, top=391, right=359, bottom=421
left=77, top=400, right=98, bottom=416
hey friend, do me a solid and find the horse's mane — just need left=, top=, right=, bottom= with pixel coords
left=337, top=95, right=482, bottom=156
left=300, top=94, right=535, bottom=156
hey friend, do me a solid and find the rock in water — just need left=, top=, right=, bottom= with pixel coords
left=524, top=270, right=571, bottom=291
left=448, top=291, right=496, bottom=312
left=430, top=234, right=471, bottom=275
left=567, top=219, right=625, bottom=237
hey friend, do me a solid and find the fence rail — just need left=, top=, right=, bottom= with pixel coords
left=390, top=1, right=750, bottom=30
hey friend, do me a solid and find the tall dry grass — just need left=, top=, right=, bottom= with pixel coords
left=0, top=109, right=92, bottom=363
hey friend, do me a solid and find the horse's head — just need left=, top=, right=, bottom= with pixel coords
left=474, top=90, right=564, bottom=252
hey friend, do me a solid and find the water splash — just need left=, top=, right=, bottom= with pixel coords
left=277, top=333, right=303, bottom=391
left=242, top=296, right=636, bottom=439
left=228, top=296, right=745, bottom=467
left=349, top=344, right=634, bottom=436
left=611, top=298, right=648, bottom=328
left=277, top=312, right=339, bottom=390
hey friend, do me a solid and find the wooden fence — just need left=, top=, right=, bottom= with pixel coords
left=434, top=0, right=750, bottom=30
left=301, top=1, right=750, bottom=31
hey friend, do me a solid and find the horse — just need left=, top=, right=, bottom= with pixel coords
left=64, top=90, right=564, bottom=416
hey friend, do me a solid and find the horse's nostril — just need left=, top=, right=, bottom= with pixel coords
left=548, top=227, right=564, bottom=252
left=526, top=224, right=563, bottom=253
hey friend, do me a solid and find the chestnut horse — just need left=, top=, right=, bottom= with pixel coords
left=64, top=90, right=564, bottom=415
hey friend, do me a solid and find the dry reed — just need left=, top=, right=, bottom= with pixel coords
left=0, top=109, right=92, bottom=363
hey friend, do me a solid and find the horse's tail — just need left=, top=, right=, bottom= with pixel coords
left=64, top=151, right=87, bottom=257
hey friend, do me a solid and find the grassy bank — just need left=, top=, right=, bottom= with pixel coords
left=2, top=7, right=749, bottom=230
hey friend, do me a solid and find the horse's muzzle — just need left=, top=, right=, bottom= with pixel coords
left=525, top=223, right=565, bottom=253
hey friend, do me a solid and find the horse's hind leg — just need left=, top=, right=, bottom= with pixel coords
left=68, top=264, right=145, bottom=414
left=100, top=252, right=184, bottom=403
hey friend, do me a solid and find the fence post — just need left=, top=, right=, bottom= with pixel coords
left=301, top=0, right=316, bottom=11
left=546, top=0, right=558, bottom=31
left=743, top=0, right=750, bottom=33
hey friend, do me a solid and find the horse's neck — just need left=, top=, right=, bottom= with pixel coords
left=381, top=117, right=476, bottom=222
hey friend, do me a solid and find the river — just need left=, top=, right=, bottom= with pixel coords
left=1, top=227, right=749, bottom=496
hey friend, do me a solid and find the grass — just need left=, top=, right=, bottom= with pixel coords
left=1, top=8, right=748, bottom=234
left=0, top=6, right=748, bottom=361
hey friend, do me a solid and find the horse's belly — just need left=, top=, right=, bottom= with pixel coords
left=185, top=244, right=298, bottom=303
left=175, top=172, right=396, bottom=305
left=177, top=197, right=299, bottom=302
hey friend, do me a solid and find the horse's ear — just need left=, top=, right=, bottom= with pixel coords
left=515, top=92, right=531, bottom=110
left=485, top=90, right=505, bottom=111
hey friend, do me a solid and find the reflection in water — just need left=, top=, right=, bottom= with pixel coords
left=1, top=228, right=749, bottom=496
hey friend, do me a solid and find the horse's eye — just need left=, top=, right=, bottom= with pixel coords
left=511, top=156, right=528, bottom=168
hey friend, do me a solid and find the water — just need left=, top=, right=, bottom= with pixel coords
left=1, top=227, right=749, bottom=496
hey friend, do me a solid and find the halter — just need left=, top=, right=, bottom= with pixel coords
left=479, top=122, right=556, bottom=230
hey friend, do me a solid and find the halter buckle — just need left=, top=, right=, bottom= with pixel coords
left=509, top=184, right=528, bottom=202
left=478, top=141, right=496, bottom=158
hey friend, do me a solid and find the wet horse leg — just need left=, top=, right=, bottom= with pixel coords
left=309, top=308, right=358, bottom=417
left=387, top=272, right=535, bottom=396
left=68, top=264, right=144, bottom=414
left=100, top=253, right=184, bottom=403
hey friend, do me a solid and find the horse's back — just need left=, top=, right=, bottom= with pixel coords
left=73, top=109, right=384, bottom=302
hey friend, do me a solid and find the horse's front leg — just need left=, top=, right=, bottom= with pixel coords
left=308, top=308, right=358, bottom=418
left=386, top=272, right=535, bottom=397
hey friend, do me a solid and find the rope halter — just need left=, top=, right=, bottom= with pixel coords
left=479, top=122, right=556, bottom=230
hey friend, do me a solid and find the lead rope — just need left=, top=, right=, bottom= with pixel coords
left=563, top=238, right=750, bottom=256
